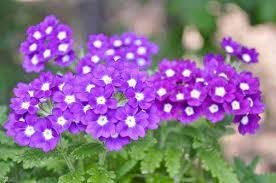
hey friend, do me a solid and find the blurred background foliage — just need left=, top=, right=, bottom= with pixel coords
left=1, top=0, right=276, bottom=173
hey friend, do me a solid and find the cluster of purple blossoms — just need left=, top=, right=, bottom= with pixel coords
left=5, top=61, right=160, bottom=152
left=151, top=53, right=264, bottom=135
left=20, top=15, right=75, bottom=73
left=76, top=32, right=159, bottom=75
left=221, top=37, right=259, bottom=64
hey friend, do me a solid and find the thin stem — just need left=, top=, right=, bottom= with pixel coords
left=60, top=139, right=75, bottom=171
left=99, top=149, right=107, bottom=166
left=159, top=122, right=168, bottom=149
left=226, top=54, right=231, bottom=63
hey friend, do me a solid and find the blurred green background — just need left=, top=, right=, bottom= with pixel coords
left=1, top=0, right=276, bottom=172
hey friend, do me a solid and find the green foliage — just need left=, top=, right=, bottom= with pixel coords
left=58, top=170, right=85, bottom=183
left=87, top=167, right=116, bottom=183
left=164, top=148, right=183, bottom=178
left=140, top=148, right=163, bottom=174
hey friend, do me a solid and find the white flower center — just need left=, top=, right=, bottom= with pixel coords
left=111, top=133, right=119, bottom=138
left=135, top=92, right=144, bottom=101
left=134, top=39, right=142, bottom=46
left=33, top=31, right=42, bottom=40
left=82, top=66, right=91, bottom=74
left=96, top=96, right=106, bottom=105
left=58, top=43, right=69, bottom=52
left=218, top=73, right=228, bottom=79
left=126, top=52, right=135, bottom=60
left=165, top=69, right=175, bottom=78
left=43, top=129, right=53, bottom=140
left=182, top=69, right=191, bottom=77
left=240, top=82, right=249, bottom=91
left=105, top=49, right=115, bottom=56
left=86, top=84, right=95, bottom=92
left=113, top=55, right=121, bottom=61
left=242, top=54, right=251, bottom=63
left=137, top=46, right=146, bottom=55
left=57, top=31, right=67, bottom=40
left=176, top=93, right=184, bottom=101
left=57, top=116, right=67, bottom=126
left=43, top=49, right=51, bottom=58
left=24, top=126, right=35, bottom=137
left=209, top=104, right=219, bottom=113
left=58, top=82, right=65, bottom=91
left=247, top=97, right=254, bottom=107
left=64, top=95, right=76, bottom=104
left=102, top=75, right=112, bottom=84
left=31, top=55, right=39, bottom=65
left=41, top=82, right=50, bottom=91
left=91, top=55, right=100, bottom=63
left=93, top=40, right=102, bottom=48
left=45, top=26, right=53, bottom=34
left=157, top=88, right=167, bottom=97
left=137, top=58, right=146, bottom=66
left=231, top=100, right=240, bottom=110
left=21, top=101, right=30, bottom=110
left=62, top=55, right=70, bottom=63
left=163, top=103, right=172, bottom=113
left=185, top=106, right=194, bottom=116
left=225, top=45, right=233, bottom=53
left=196, top=77, right=205, bottom=83
left=190, top=89, right=201, bottom=99
left=215, top=87, right=226, bottom=97
left=83, top=104, right=92, bottom=113
left=28, top=90, right=34, bottom=97
left=241, top=116, right=249, bottom=125
left=125, top=116, right=136, bottom=128
left=113, top=40, right=122, bottom=47
left=29, top=43, right=37, bottom=52
left=19, top=117, right=25, bottom=122
left=97, top=115, right=108, bottom=126
left=127, top=78, right=137, bottom=88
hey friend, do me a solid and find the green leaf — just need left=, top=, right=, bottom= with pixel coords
left=197, top=148, right=239, bottom=183
left=0, top=161, right=13, bottom=177
left=37, top=177, right=58, bottom=183
left=0, top=146, right=24, bottom=161
left=0, top=106, right=7, bottom=125
left=140, top=148, right=163, bottom=174
left=164, top=148, right=182, bottom=178
left=70, top=142, right=104, bottom=160
left=58, top=170, right=85, bottom=183
left=0, top=131, right=14, bottom=146
left=117, top=159, right=137, bottom=178
left=87, top=167, right=116, bottom=183
left=0, top=177, right=8, bottom=183
left=258, top=173, right=276, bottom=183
left=145, top=173, right=173, bottom=183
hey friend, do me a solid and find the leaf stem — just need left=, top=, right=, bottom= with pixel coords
left=99, top=149, right=107, bottom=166
left=60, top=139, right=75, bottom=171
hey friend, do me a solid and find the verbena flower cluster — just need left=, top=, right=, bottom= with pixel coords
left=20, top=15, right=75, bottom=72
left=4, top=15, right=265, bottom=152
left=76, top=32, right=159, bottom=74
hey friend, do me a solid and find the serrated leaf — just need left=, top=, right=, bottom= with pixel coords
left=0, top=177, right=8, bottom=183
left=140, top=148, right=163, bottom=174
left=0, top=146, right=24, bottom=161
left=0, top=161, right=13, bottom=177
left=87, top=167, right=116, bottom=183
left=0, top=106, right=7, bottom=125
left=58, top=170, right=85, bottom=183
left=145, top=173, right=173, bottom=183
left=70, top=142, right=104, bottom=160
left=37, top=177, right=58, bottom=183
left=117, top=159, right=137, bottom=178
left=0, top=131, right=14, bottom=146
left=197, top=148, right=239, bottom=183
left=164, top=148, right=182, bottom=178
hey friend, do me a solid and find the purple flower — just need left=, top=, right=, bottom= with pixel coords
left=40, top=15, right=59, bottom=36
left=203, top=98, right=225, bottom=123
left=156, top=101, right=178, bottom=120
left=100, top=134, right=130, bottom=151
left=235, top=72, right=260, bottom=95
left=146, top=104, right=160, bottom=130
left=20, top=40, right=43, bottom=55
left=68, top=120, right=87, bottom=134
left=154, top=81, right=172, bottom=101
left=116, top=106, right=148, bottom=140
left=169, top=86, right=186, bottom=102
left=22, top=54, right=45, bottom=73
left=87, top=34, right=108, bottom=51
left=177, top=60, right=198, bottom=82
left=85, top=110, right=117, bottom=138
left=76, top=57, right=96, bottom=75
left=233, top=114, right=261, bottom=135
left=208, top=77, right=235, bottom=103
left=238, top=47, right=259, bottom=64
left=92, top=64, right=121, bottom=87
left=10, top=97, right=38, bottom=115
left=74, top=74, right=96, bottom=101
left=13, top=82, right=35, bottom=99
left=178, top=103, right=202, bottom=124
left=246, top=92, right=265, bottom=114
left=48, top=108, right=73, bottom=133
left=158, top=59, right=178, bottom=79
left=53, top=83, right=77, bottom=110
left=70, top=102, right=92, bottom=123
left=125, top=84, right=155, bottom=109
left=220, top=37, right=240, bottom=55
left=120, top=71, right=147, bottom=92
left=55, top=51, right=75, bottom=66
left=32, top=72, right=57, bottom=98
left=203, top=54, right=225, bottom=74
left=52, top=24, right=73, bottom=42
left=4, top=113, right=26, bottom=137
left=31, top=118, right=60, bottom=152
left=185, top=84, right=207, bottom=106
left=55, top=40, right=73, bottom=55
left=223, top=94, right=250, bottom=115
left=27, top=25, right=45, bottom=42
left=88, top=86, right=117, bottom=114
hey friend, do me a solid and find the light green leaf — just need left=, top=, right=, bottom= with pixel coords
left=87, top=167, right=116, bottom=183
left=0, top=161, right=13, bottom=177
left=117, top=159, right=137, bottom=178
left=145, top=173, right=173, bottom=183
left=70, top=142, right=104, bottom=160
left=258, top=173, right=276, bottom=183
left=140, top=148, right=163, bottom=174
left=164, top=148, right=182, bottom=178
left=58, top=170, right=85, bottom=183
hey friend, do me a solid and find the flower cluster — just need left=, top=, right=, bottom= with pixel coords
left=151, top=52, right=264, bottom=135
left=20, top=15, right=75, bottom=73
left=76, top=32, right=159, bottom=75
left=221, top=37, right=259, bottom=64
left=5, top=61, right=159, bottom=152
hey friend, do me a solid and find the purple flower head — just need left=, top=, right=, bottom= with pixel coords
left=110, top=35, right=123, bottom=49
left=40, top=15, right=59, bottom=36
left=116, top=105, right=149, bottom=140
left=208, top=77, right=236, bottom=103
left=76, top=57, right=96, bottom=75
left=203, top=54, right=225, bottom=74
left=74, top=74, right=96, bottom=102
left=48, top=108, right=73, bottom=133
left=10, top=97, right=38, bottom=115
left=246, top=92, right=265, bottom=114
left=68, top=120, right=87, bottom=134
left=235, top=72, right=260, bottom=95
left=223, top=94, right=250, bottom=115
left=92, top=64, right=121, bottom=87
left=85, top=110, right=117, bottom=138
left=177, top=60, right=198, bottom=82
left=53, top=83, right=77, bottom=110
left=27, top=25, right=45, bottom=42
left=215, top=64, right=237, bottom=81
left=169, top=86, right=186, bottom=102
left=55, top=40, right=73, bottom=55
left=156, top=101, right=178, bottom=120
left=158, top=59, right=178, bottom=80
left=100, top=134, right=130, bottom=151
left=220, top=37, right=240, bottom=55
left=146, top=104, right=161, bottom=130
left=32, top=72, right=57, bottom=98
left=185, top=84, right=207, bottom=106
left=238, top=47, right=259, bottom=64
left=88, top=86, right=117, bottom=114
left=4, top=113, right=26, bottom=137
left=203, top=98, right=225, bottom=123
left=31, top=118, right=60, bottom=152
left=120, top=71, right=147, bottom=92
left=87, top=34, right=108, bottom=51
left=154, top=80, right=172, bottom=101
left=55, top=51, right=75, bottom=66
left=22, top=54, right=45, bottom=73
left=13, top=82, right=35, bottom=99
left=233, top=114, right=261, bottom=135
left=20, top=40, right=43, bottom=55
left=178, top=103, right=202, bottom=124
left=52, top=24, right=73, bottom=42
